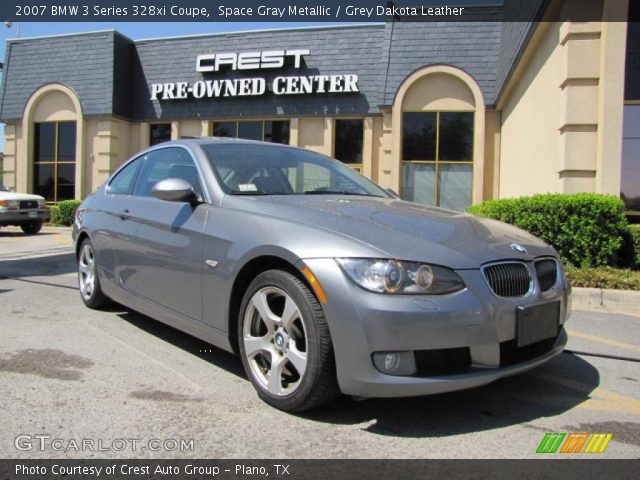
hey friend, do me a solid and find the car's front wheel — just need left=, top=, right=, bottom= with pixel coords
left=238, top=270, right=339, bottom=412
left=77, top=238, right=110, bottom=309
left=21, top=221, right=42, bottom=235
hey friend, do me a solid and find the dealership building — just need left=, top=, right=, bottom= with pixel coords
left=0, top=0, right=638, bottom=212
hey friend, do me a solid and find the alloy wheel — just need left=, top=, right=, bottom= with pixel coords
left=242, top=286, right=308, bottom=396
left=78, top=243, right=96, bottom=301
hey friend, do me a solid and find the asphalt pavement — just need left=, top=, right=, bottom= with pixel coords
left=1, top=226, right=639, bottom=459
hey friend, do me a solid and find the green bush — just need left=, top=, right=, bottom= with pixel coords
left=48, top=205, right=62, bottom=226
left=629, top=224, right=640, bottom=269
left=53, top=200, right=81, bottom=226
left=616, top=225, right=640, bottom=270
left=565, top=265, right=640, bottom=290
left=467, top=193, right=628, bottom=268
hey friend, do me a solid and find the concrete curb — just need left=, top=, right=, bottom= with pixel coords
left=572, top=287, right=640, bottom=315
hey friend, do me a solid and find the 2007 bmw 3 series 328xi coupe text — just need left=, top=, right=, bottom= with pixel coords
left=73, top=138, right=571, bottom=412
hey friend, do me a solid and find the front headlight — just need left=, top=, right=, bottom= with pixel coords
left=37, top=199, right=46, bottom=208
left=0, top=199, right=18, bottom=210
left=336, top=258, right=465, bottom=295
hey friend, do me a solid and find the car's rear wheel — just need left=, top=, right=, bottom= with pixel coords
left=238, top=270, right=339, bottom=412
left=78, top=238, right=110, bottom=309
left=21, top=221, right=42, bottom=235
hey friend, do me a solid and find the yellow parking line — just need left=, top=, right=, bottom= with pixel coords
left=566, top=329, right=640, bottom=354
left=532, top=372, right=640, bottom=414
left=582, top=388, right=640, bottom=415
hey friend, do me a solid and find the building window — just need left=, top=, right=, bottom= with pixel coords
left=401, top=111, right=474, bottom=211
left=150, top=123, right=172, bottom=146
left=334, top=119, right=364, bottom=171
left=212, top=120, right=290, bottom=144
left=624, top=2, right=639, bottom=101
left=622, top=106, right=640, bottom=214
left=33, top=121, right=76, bottom=202
left=622, top=4, right=639, bottom=215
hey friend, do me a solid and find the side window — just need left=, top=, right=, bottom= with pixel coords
left=132, top=147, right=203, bottom=198
left=107, top=157, right=143, bottom=195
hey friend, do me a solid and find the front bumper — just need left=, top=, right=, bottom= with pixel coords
left=0, top=208, right=50, bottom=226
left=301, top=258, right=570, bottom=398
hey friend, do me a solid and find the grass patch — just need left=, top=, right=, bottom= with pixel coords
left=565, top=266, right=640, bottom=290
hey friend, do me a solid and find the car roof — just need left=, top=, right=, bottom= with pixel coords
left=161, top=137, right=305, bottom=151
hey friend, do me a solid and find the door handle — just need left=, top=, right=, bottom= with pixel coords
left=118, top=209, right=131, bottom=220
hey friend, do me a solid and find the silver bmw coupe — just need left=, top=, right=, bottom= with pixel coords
left=73, top=138, right=571, bottom=411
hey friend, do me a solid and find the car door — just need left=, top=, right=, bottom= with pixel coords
left=124, top=146, right=209, bottom=322
left=91, top=155, right=144, bottom=288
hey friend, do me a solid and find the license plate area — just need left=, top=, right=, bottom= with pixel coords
left=516, top=301, right=560, bottom=347
left=28, top=211, right=38, bottom=218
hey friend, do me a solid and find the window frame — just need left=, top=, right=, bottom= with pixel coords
left=333, top=118, right=365, bottom=172
left=106, top=155, right=144, bottom=196
left=400, top=110, right=474, bottom=207
left=33, top=120, right=77, bottom=203
left=622, top=101, right=640, bottom=216
left=211, top=119, right=291, bottom=145
left=149, top=123, right=172, bottom=146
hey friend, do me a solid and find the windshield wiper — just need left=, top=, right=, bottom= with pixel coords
left=303, top=190, right=382, bottom=197
left=230, top=192, right=293, bottom=195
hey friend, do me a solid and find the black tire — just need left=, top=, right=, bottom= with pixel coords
left=20, top=221, right=42, bottom=235
left=238, top=269, right=340, bottom=412
left=77, top=238, right=111, bottom=309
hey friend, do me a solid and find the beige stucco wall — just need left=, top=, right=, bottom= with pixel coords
left=31, top=90, right=77, bottom=122
left=402, top=73, right=476, bottom=111
left=2, top=124, right=19, bottom=191
left=298, top=117, right=332, bottom=155
left=376, top=109, right=394, bottom=189
left=370, top=116, right=384, bottom=184
left=499, top=0, right=628, bottom=198
left=499, top=21, right=563, bottom=198
left=178, top=120, right=210, bottom=139
left=596, top=3, right=628, bottom=195
left=484, top=109, right=501, bottom=200
left=84, top=119, right=134, bottom=194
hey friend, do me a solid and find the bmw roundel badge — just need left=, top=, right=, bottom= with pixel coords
left=510, top=243, right=528, bottom=254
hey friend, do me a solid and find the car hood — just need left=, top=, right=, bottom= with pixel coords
left=0, top=191, right=45, bottom=202
left=223, top=195, right=554, bottom=269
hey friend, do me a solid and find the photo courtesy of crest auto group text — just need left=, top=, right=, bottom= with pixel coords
left=0, top=0, right=639, bottom=478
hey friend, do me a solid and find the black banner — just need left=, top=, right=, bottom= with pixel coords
left=0, top=460, right=638, bottom=480
left=0, top=1, right=637, bottom=23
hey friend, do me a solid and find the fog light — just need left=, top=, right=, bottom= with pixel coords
left=372, top=351, right=416, bottom=376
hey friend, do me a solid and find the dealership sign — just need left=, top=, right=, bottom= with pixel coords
left=150, top=49, right=359, bottom=100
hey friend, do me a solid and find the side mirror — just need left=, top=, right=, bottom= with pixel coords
left=151, top=178, right=196, bottom=203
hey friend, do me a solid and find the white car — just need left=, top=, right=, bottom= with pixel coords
left=0, top=185, right=50, bottom=234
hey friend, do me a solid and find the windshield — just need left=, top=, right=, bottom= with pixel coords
left=201, top=143, right=389, bottom=198
left=0, top=185, right=9, bottom=192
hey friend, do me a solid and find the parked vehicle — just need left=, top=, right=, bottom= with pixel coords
left=0, top=185, right=50, bottom=234
left=73, top=138, right=571, bottom=411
